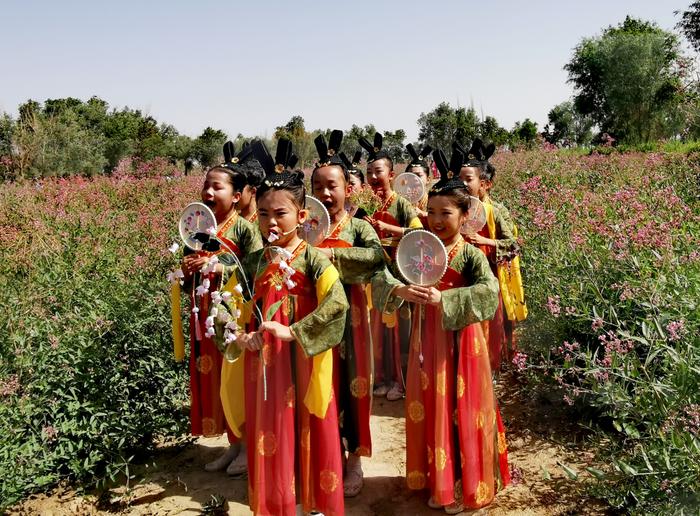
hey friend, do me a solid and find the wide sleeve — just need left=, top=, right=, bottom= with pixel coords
left=440, top=245, right=499, bottom=330
left=493, top=203, right=519, bottom=262
left=369, top=264, right=405, bottom=314
left=219, top=219, right=263, bottom=286
left=396, top=195, right=422, bottom=228
left=290, top=249, right=349, bottom=357
left=332, top=219, right=384, bottom=284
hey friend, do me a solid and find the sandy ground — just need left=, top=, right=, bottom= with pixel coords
left=9, top=373, right=608, bottom=515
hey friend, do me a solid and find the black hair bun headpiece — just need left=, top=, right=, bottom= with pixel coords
left=251, top=138, right=302, bottom=188
left=220, top=141, right=255, bottom=170
left=358, top=131, right=390, bottom=163
left=339, top=149, right=363, bottom=172
left=314, top=130, right=346, bottom=169
left=430, top=148, right=468, bottom=193
left=406, top=143, right=433, bottom=167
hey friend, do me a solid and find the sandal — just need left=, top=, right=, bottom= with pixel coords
left=427, top=497, right=442, bottom=509
left=343, top=457, right=364, bottom=497
left=226, top=445, right=248, bottom=476
left=204, top=444, right=239, bottom=472
left=373, top=383, right=389, bottom=397
left=444, top=501, right=465, bottom=514
left=386, top=383, right=405, bottom=401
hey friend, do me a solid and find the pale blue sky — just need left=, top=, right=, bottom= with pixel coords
left=1, top=1, right=689, bottom=140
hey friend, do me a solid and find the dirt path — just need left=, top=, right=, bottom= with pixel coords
left=10, top=373, right=606, bottom=515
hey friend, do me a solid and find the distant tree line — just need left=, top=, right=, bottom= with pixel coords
left=3, top=6, right=700, bottom=179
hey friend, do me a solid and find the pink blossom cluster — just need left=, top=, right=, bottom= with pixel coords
left=553, top=340, right=580, bottom=362
left=512, top=352, right=528, bottom=372
left=666, top=320, right=685, bottom=342
left=546, top=295, right=561, bottom=317
left=598, top=332, right=635, bottom=367
left=0, top=374, right=20, bottom=397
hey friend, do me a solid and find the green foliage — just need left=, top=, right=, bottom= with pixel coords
left=417, top=102, right=480, bottom=151
left=0, top=175, right=197, bottom=508
left=192, top=127, right=228, bottom=168
left=510, top=118, right=540, bottom=149
left=565, top=16, right=685, bottom=144
left=676, top=1, right=700, bottom=53
left=544, top=101, right=595, bottom=147
left=497, top=150, right=700, bottom=513
left=0, top=97, right=221, bottom=179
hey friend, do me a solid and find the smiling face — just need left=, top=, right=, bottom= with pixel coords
left=427, top=194, right=467, bottom=244
left=366, top=158, right=394, bottom=196
left=257, top=189, right=307, bottom=247
left=201, top=169, right=241, bottom=221
left=459, top=166, right=484, bottom=200
left=312, top=165, right=350, bottom=220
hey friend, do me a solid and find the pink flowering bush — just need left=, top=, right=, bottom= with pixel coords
left=493, top=149, right=700, bottom=512
left=0, top=172, right=203, bottom=507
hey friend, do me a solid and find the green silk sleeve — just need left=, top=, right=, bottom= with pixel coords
left=370, top=264, right=405, bottom=314
left=492, top=202, right=519, bottom=262
left=332, top=219, right=384, bottom=284
left=290, top=247, right=349, bottom=357
left=440, top=245, right=499, bottom=330
left=395, top=195, right=419, bottom=227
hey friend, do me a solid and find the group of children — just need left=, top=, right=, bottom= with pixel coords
left=178, top=131, right=527, bottom=516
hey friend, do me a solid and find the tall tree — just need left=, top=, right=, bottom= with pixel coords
left=417, top=102, right=480, bottom=152
left=677, top=2, right=700, bottom=52
left=544, top=101, right=595, bottom=147
left=565, top=16, right=685, bottom=144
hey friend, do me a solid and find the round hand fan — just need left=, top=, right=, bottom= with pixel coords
left=460, top=196, right=487, bottom=235
left=179, top=202, right=218, bottom=251
left=396, top=230, right=448, bottom=286
left=300, top=196, right=331, bottom=246
left=394, top=172, right=425, bottom=205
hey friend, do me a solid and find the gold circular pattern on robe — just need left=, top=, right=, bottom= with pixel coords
left=475, top=480, right=491, bottom=506
left=257, top=431, right=277, bottom=457
left=420, top=370, right=429, bottom=390
left=408, top=401, right=425, bottom=422
left=436, top=370, right=447, bottom=396
left=319, top=470, right=339, bottom=494
left=286, top=386, right=296, bottom=408
left=435, top=447, right=447, bottom=471
left=457, top=374, right=466, bottom=398
left=476, top=410, right=484, bottom=429
left=201, top=417, right=217, bottom=436
left=196, top=354, right=214, bottom=374
left=291, top=477, right=296, bottom=497
left=473, top=338, right=483, bottom=356
left=498, top=431, right=508, bottom=454
left=407, top=470, right=426, bottom=490
left=262, top=343, right=273, bottom=366
left=454, top=479, right=463, bottom=504
left=350, top=376, right=369, bottom=398
left=427, top=445, right=433, bottom=464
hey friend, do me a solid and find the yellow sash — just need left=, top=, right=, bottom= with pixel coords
left=223, top=265, right=338, bottom=436
left=170, top=283, right=185, bottom=362
left=484, top=200, right=528, bottom=322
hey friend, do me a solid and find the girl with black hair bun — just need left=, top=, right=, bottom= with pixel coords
left=371, top=148, right=510, bottom=513
left=311, top=131, right=385, bottom=498
left=358, top=132, right=423, bottom=402
left=180, top=141, right=262, bottom=476
left=223, top=138, right=348, bottom=516
left=237, top=152, right=266, bottom=224
left=456, top=139, right=525, bottom=372
left=404, top=143, right=433, bottom=223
